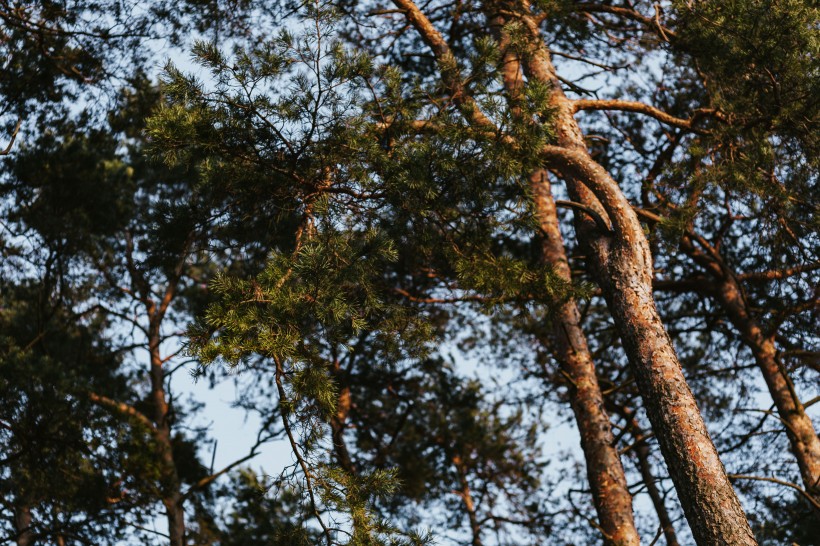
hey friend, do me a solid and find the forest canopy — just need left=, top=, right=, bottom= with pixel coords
left=0, top=1, right=818, bottom=545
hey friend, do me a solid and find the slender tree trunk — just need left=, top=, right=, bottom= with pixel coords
left=719, top=282, right=820, bottom=497
left=124, top=234, right=191, bottom=546
left=452, top=454, right=483, bottom=546
left=493, top=14, right=640, bottom=541
left=511, top=5, right=756, bottom=544
left=14, top=503, right=32, bottom=546
left=531, top=170, right=641, bottom=546
left=681, top=238, right=820, bottom=498
left=611, top=404, right=681, bottom=546
left=149, top=324, right=186, bottom=546
left=330, top=361, right=357, bottom=475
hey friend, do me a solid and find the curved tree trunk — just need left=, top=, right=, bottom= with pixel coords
left=388, top=1, right=756, bottom=543
left=531, top=169, right=640, bottom=546
left=493, top=19, right=640, bottom=542
left=512, top=6, right=756, bottom=545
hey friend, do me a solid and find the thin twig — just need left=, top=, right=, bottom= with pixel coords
left=728, top=474, right=820, bottom=513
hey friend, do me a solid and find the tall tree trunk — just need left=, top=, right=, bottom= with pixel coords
left=14, top=503, right=32, bottom=546
left=125, top=233, right=191, bottom=546
left=389, top=1, right=755, bottom=543
left=149, top=324, right=186, bottom=546
left=718, top=282, right=820, bottom=497
left=680, top=237, right=820, bottom=498
left=531, top=170, right=641, bottom=546
left=330, top=361, right=357, bottom=476
left=578, top=244, right=754, bottom=544
left=452, top=454, right=483, bottom=546
left=493, top=16, right=640, bottom=541
left=511, top=6, right=756, bottom=545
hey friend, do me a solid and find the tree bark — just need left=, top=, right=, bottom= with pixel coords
left=14, top=503, right=33, bottom=546
left=575, top=238, right=755, bottom=543
left=493, top=15, right=640, bottom=542
left=531, top=170, right=641, bottom=546
left=149, top=324, right=186, bottom=546
left=719, top=283, right=820, bottom=497
left=512, top=5, right=756, bottom=545
left=330, top=360, right=357, bottom=476
left=388, top=1, right=756, bottom=543
left=125, top=234, right=190, bottom=546
left=680, top=237, right=820, bottom=499
left=452, top=454, right=483, bottom=546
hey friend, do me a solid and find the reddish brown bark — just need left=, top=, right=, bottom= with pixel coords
left=452, top=454, right=483, bottom=546
left=389, top=1, right=756, bottom=543
left=511, top=6, right=756, bottom=545
left=531, top=170, right=641, bottom=546
left=535, top=94, right=755, bottom=546
left=718, top=285, right=820, bottom=497
left=679, top=236, right=820, bottom=499
left=493, top=15, right=639, bottom=543
left=577, top=243, right=755, bottom=544
left=149, top=324, right=186, bottom=546
left=125, top=231, right=189, bottom=546
left=330, top=361, right=357, bottom=476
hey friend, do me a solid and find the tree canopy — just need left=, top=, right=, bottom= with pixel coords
left=1, top=1, right=818, bottom=545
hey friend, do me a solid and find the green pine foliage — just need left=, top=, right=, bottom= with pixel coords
left=1, top=0, right=818, bottom=544
left=0, top=282, right=159, bottom=543
left=217, top=470, right=319, bottom=546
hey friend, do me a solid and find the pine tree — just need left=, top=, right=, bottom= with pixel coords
left=1, top=1, right=817, bottom=544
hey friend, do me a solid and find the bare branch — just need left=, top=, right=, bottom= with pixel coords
left=555, top=199, right=614, bottom=235
left=573, top=99, right=721, bottom=132
left=182, top=450, right=259, bottom=500
left=728, top=474, right=820, bottom=513
left=0, top=119, right=22, bottom=156
left=88, top=392, right=156, bottom=434
left=571, top=3, right=677, bottom=40
left=738, top=262, right=820, bottom=282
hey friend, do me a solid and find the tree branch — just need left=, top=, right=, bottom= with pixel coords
left=555, top=199, right=614, bottom=235
left=0, top=119, right=22, bottom=156
left=88, top=392, right=156, bottom=434
left=728, top=474, right=820, bottom=513
left=571, top=3, right=677, bottom=40
left=573, top=99, right=720, bottom=132
left=738, top=262, right=820, bottom=282
left=182, top=450, right=259, bottom=500
left=391, top=0, right=496, bottom=131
